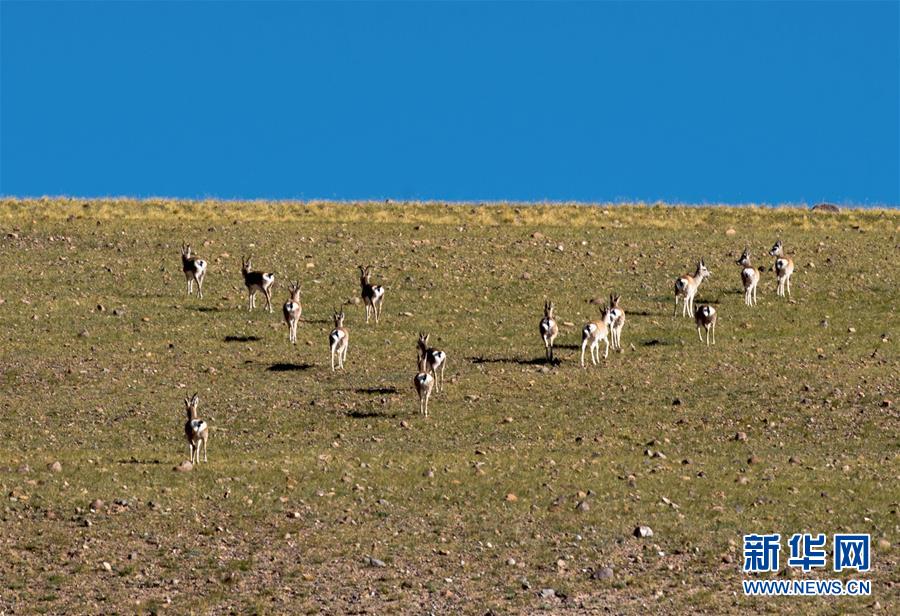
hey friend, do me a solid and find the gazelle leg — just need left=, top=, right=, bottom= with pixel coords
left=187, top=279, right=193, bottom=294
left=580, top=340, right=587, bottom=367
left=786, top=276, right=792, bottom=298
left=203, top=439, right=208, bottom=462
left=330, top=347, right=336, bottom=372
left=674, top=294, right=679, bottom=316
left=697, top=327, right=703, bottom=343
left=603, top=338, right=609, bottom=359
left=711, top=322, right=716, bottom=345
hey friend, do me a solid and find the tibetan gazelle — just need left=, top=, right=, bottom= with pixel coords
left=736, top=249, right=760, bottom=307
left=769, top=240, right=795, bottom=298
left=608, top=294, right=626, bottom=351
left=413, top=352, right=435, bottom=417
left=328, top=309, right=349, bottom=371
left=183, top=393, right=209, bottom=464
left=694, top=304, right=717, bottom=346
left=241, top=256, right=275, bottom=312
left=674, top=259, right=711, bottom=317
left=580, top=305, right=613, bottom=367
left=417, top=332, right=447, bottom=393
left=539, top=300, right=559, bottom=362
left=358, top=265, right=385, bottom=324
left=181, top=242, right=207, bottom=298
left=282, top=281, right=302, bottom=344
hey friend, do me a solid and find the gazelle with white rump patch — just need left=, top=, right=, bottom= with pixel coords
left=181, top=242, right=207, bottom=298
left=328, top=309, right=349, bottom=371
left=539, top=300, right=559, bottom=362
left=769, top=240, right=795, bottom=298
left=736, top=248, right=760, bottom=307
left=358, top=265, right=385, bottom=324
left=674, top=259, right=711, bottom=317
left=183, top=393, right=209, bottom=464
left=417, top=332, right=447, bottom=393
left=282, top=281, right=302, bottom=344
left=241, top=256, right=275, bottom=312
left=694, top=304, right=717, bottom=346
left=580, top=305, right=613, bottom=367
left=413, top=351, right=435, bottom=417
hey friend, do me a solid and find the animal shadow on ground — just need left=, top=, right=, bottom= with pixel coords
left=224, top=335, right=261, bottom=342
left=267, top=363, right=313, bottom=372
left=346, top=409, right=399, bottom=419
left=191, top=306, right=223, bottom=313
left=354, top=387, right=399, bottom=395
left=118, top=458, right=162, bottom=465
left=469, top=355, right=560, bottom=367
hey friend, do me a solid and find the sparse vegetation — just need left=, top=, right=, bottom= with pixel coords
left=0, top=198, right=897, bottom=614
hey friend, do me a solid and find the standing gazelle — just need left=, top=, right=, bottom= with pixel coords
left=413, top=352, right=435, bottom=417
left=674, top=259, right=711, bottom=317
left=769, top=240, right=795, bottom=298
left=358, top=265, right=385, bottom=324
left=328, top=309, right=349, bottom=371
left=580, top=305, right=613, bottom=367
left=694, top=304, right=717, bottom=346
left=736, top=249, right=760, bottom=307
left=539, top=300, right=559, bottom=362
left=241, top=256, right=275, bottom=312
left=181, top=242, right=207, bottom=298
left=183, top=393, right=209, bottom=464
left=282, top=281, right=302, bottom=344
left=608, top=294, right=626, bottom=351
left=417, top=332, right=447, bottom=393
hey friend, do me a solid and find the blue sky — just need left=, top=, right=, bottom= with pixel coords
left=1, top=1, right=897, bottom=205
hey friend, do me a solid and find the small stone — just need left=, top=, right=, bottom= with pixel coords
left=90, top=499, right=104, bottom=512
left=366, top=556, right=386, bottom=568
left=592, top=566, right=614, bottom=580
left=877, top=538, right=891, bottom=549
left=634, top=525, right=653, bottom=538
left=747, top=455, right=759, bottom=465
left=502, top=416, right=513, bottom=424
left=399, top=420, right=409, bottom=429
left=173, top=460, right=193, bottom=472
left=505, top=493, right=518, bottom=502
left=423, top=469, right=434, bottom=478
left=734, top=432, right=748, bottom=441
left=287, top=511, right=301, bottom=519
left=788, top=456, right=800, bottom=465
left=97, top=304, right=105, bottom=312
left=722, top=553, right=734, bottom=564
left=725, top=228, right=736, bottom=236
left=576, top=501, right=590, bottom=512
left=848, top=327, right=856, bottom=333
left=506, top=558, right=517, bottom=566
left=881, top=400, right=892, bottom=408
left=48, top=461, right=62, bottom=473
left=538, top=588, right=557, bottom=599
left=102, top=561, right=112, bottom=572
left=531, top=232, right=544, bottom=240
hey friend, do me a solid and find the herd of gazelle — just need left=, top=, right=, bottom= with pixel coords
left=178, top=239, right=796, bottom=460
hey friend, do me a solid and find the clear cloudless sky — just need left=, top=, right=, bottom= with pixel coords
left=1, top=1, right=898, bottom=205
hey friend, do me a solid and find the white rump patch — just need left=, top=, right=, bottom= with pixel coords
left=416, top=373, right=433, bottom=385
left=374, top=286, right=384, bottom=299
left=584, top=323, right=596, bottom=336
left=191, top=420, right=207, bottom=434
left=702, top=306, right=715, bottom=317
left=776, top=259, right=787, bottom=270
left=263, top=273, right=275, bottom=283
left=743, top=267, right=755, bottom=278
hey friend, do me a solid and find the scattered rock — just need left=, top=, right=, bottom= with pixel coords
left=725, top=228, right=736, bottom=236
left=576, top=500, right=590, bottom=512
left=506, top=558, right=517, bottom=566
left=634, top=525, right=654, bottom=538
left=48, top=461, right=62, bottom=473
left=101, top=561, right=112, bottom=572
left=173, top=460, right=193, bottom=472
left=538, top=588, right=557, bottom=599
left=365, top=556, right=386, bottom=568
left=90, top=499, right=104, bottom=512
left=592, top=566, right=614, bottom=580
left=531, top=232, right=545, bottom=240
left=812, top=203, right=840, bottom=213
left=505, top=493, right=518, bottom=502
left=734, top=432, right=748, bottom=442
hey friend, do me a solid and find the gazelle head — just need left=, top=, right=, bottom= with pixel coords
left=696, top=259, right=711, bottom=279
left=181, top=242, right=192, bottom=259
left=416, top=349, right=428, bottom=373
left=769, top=240, right=784, bottom=257
left=737, top=248, right=751, bottom=267
left=241, top=256, right=253, bottom=275
left=288, top=281, right=301, bottom=302
left=184, top=393, right=199, bottom=420
left=543, top=300, right=555, bottom=319
left=417, top=332, right=429, bottom=353
left=333, top=308, right=345, bottom=328
left=609, top=294, right=621, bottom=310
left=358, top=265, right=372, bottom=284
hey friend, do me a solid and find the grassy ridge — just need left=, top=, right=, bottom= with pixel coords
left=0, top=199, right=897, bottom=614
